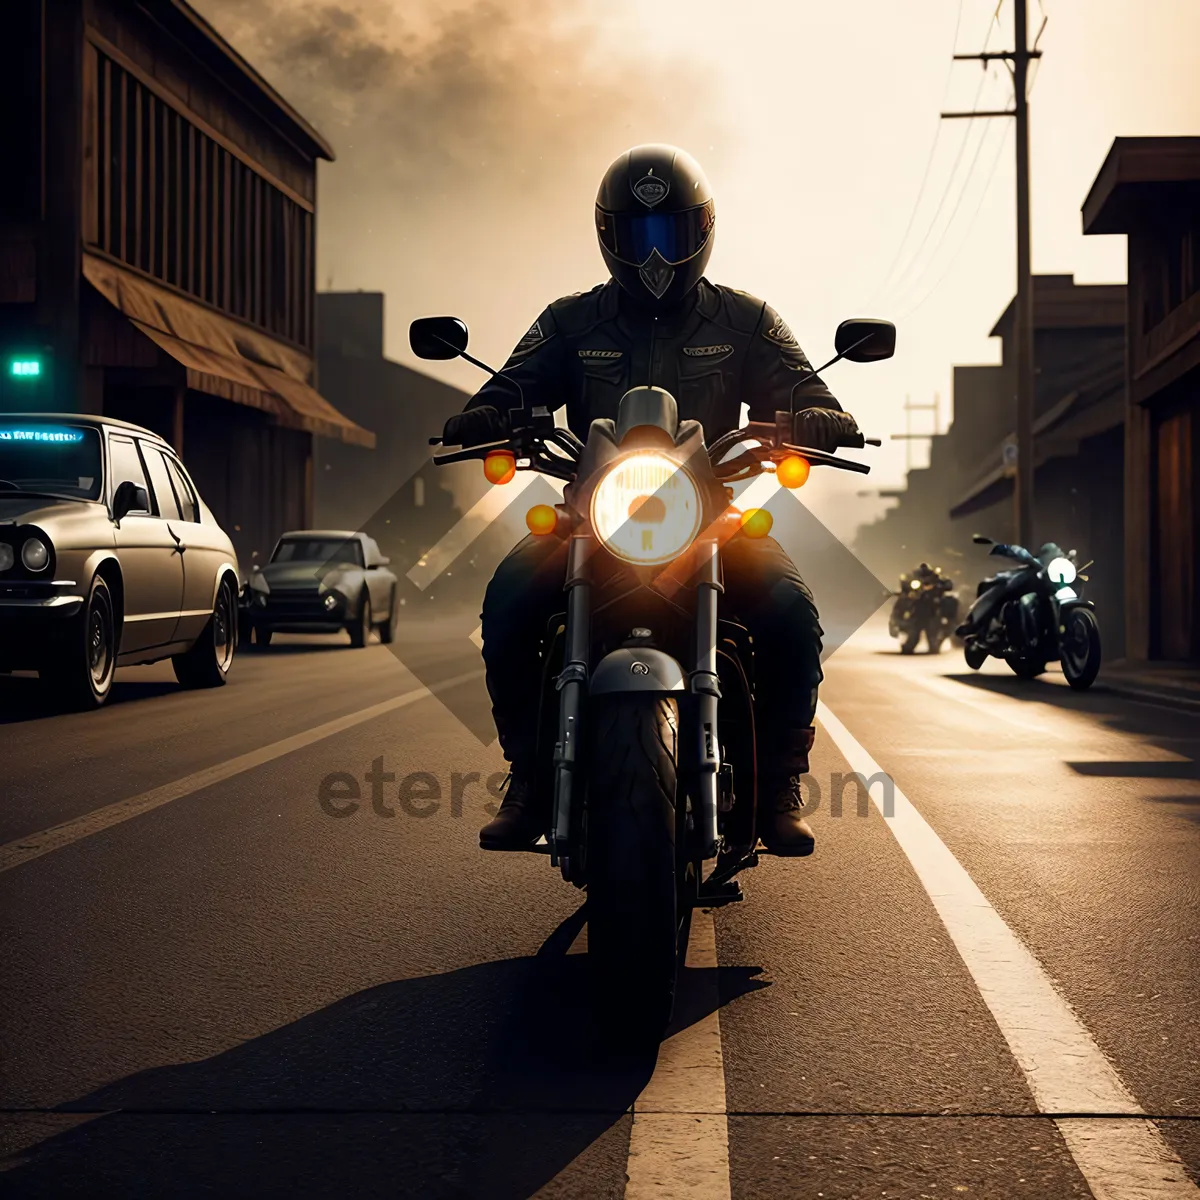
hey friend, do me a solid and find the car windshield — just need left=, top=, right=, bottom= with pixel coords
left=272, top=537, right=363, bottom=566
left=0, top=423, right=103, bottom=500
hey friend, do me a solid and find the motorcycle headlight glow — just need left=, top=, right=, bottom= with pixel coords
left=590, top=451, right=702, bottom=567
left=1055, top=585, right=1077, bottom=601
left=1047, top=556, right=1076, bottom=585
left=910, top=579, right=921, bottom=590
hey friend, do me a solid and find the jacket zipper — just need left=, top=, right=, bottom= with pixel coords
left=648, top=316, right=657, bottom=386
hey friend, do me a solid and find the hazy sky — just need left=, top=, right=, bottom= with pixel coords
left=197, top=0, right=1200, bottom=539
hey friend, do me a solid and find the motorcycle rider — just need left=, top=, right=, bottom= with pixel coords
left=441, top=144, right=862, bottom=856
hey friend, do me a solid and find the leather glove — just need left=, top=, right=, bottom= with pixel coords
left=442, top=406, right=508, bottom=448
left=792, top=407, right=862, bottom=453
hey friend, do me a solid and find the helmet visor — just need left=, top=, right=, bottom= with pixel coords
left=596, top=201, right=715, bottom=266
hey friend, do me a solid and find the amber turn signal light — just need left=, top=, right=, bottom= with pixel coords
left=740, top=508, right=773, bottom=538
left=526, top=504, right=559, bottom=536
left=776, top=454, right=810, bottom=488
left=484, top=450, right=516, bottom=485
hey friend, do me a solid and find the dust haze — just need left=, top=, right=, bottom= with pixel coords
left=195, top=0, right=732, bottom=380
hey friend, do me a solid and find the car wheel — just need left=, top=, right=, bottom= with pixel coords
left=348, top=594, right=371, bottom=648
left=173, top=574, right=237, bottom=688
left=379, top=588, right=397, bottom=645
left=43, top=574, right=118, bottom=710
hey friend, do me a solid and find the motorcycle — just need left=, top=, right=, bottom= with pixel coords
left=960, top=534, right=1101, bottom=689
left=888, top=570, right=959, bottom=654
left=411, top=312, right=895, bottom=1041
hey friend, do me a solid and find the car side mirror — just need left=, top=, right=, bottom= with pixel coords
left=835, top=318, right=896, bottom=363
left=113, top=480, right=150, bottom=521
left=375, top=555, right=390, bottom=567
left=410, top=316, right=469, bottom=360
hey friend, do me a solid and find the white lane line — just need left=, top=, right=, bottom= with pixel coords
left=0, top=669, right=484, bottom=875
left=817, top=699, right=1199, bottom=1200
left=625, top=909, right=731, bottom=1200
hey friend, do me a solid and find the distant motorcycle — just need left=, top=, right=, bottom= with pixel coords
left=959, top=535, right=1101, bottom=689
left=888, top=567, right=959, bottom=654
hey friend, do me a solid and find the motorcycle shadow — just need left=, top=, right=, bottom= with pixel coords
left=3, top=923, right=766, bottom=1199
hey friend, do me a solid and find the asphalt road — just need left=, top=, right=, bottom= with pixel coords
left=0, top=614, right=1197, bottom=1199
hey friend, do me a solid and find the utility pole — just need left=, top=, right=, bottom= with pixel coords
left=942, top=0, right=1043, bottom=546
left=891, top=394, right=941, bottom=472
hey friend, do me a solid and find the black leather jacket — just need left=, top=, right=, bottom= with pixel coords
left=466, top=278, right=840, bottom=441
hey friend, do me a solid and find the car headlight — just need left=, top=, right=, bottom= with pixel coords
left=590, top=450, right=702, bottom=567
left=323, top=592, right=340, bottom=611
left=21, top=537, right=49, bottom=572
left=0, top=543, right=12, bottom=572
left=1046, top=556, right=1076, bottom=585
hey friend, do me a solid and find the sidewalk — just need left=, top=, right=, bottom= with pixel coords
left=1097, top=659, right=1200, bottom=711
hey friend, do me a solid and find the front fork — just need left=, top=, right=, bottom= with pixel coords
left=690, top=539, right=723, bottom=860
left=551, top=535, right=591, bottom=880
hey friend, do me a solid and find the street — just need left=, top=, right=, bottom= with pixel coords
left=1, top=617, right=1198, bottom=1199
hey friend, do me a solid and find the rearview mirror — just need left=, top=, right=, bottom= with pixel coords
left=371, top=556, right=390, bottom=568
left=972, top=533, right=994, bottom=545
left=835, top=319, right=896, bottom=363
left=113, top=480, right=149, bottom=521
left=410, top=316, right=468, bottom=360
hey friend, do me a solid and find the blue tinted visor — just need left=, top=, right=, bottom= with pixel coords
left=596, top=200, right=715, bottom=266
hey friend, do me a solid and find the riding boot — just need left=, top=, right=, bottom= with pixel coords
left=757, top=726, right=817, bottom=856
left=479, top=770, right=546, bottom=850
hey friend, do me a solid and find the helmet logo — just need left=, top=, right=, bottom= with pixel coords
left=639, top=249, right=675, bottom=299
left=632, top=170, right=669, bottom=208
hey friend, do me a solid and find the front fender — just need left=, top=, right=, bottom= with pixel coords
left=589, top=648, right=686, bottom=696
left=209, top=561, right=239, bottom=608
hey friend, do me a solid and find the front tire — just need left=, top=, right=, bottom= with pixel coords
left=1061, top=606, right=1102, bottom=690
left=173, top=575, right=237, bottom=688
left=900, top=628, right=919, bottom=655
left=348, top=594, right=371, bottom=648
left=43, top=573, right=118, bottom=709
left=587, top=695, right=679, bottom=1047
left=378, top=588, right=397, bottom=645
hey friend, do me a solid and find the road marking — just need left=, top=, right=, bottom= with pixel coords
left=816, top=699, right=1199, bottom=1199
left=0, top=669, right=484, bottom=875
left=625, top=909, right=731, bottom=1200
left=911, top=670, right=1050, bottom=734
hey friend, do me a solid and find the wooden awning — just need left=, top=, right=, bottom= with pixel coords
left=82, top=253, right=375, bottom=448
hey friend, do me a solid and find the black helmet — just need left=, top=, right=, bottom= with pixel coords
left=595, top=144, right=715, bottom=307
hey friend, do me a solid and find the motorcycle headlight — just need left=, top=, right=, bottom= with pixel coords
left=1046, top=556, right=1076, bottom=585
left=590, top=451, right=702, bottom=567
left=21, top=536, right=49, bottom=572
left=1055, top=585, right=1077, bottom=601
left=910, top=579, right=922, bottom=590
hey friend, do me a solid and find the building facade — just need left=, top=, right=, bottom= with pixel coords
left=1084, top=137, right=1200, bottom=663
left=0, top=0, right=372, bottom=570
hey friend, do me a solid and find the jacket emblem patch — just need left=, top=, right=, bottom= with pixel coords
left=577, top=349, right=623, bottom=359
left=764, top=316, right=799, bottom=347
left=683, top=343, right=733, bottom=359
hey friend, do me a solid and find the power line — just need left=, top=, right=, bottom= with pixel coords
left=860, top=0, right=967, bottom=308
left=869, top=2, right=1008, bottom=311
left=894, top=121, right=1012, bottom=321
left=884, top=70, right=1007, bottom=312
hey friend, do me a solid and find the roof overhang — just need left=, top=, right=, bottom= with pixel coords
left=139, top=0, right=335, bottom=162
left=1083, top=137, right=1200, bottom=235
left=83, top=253, right=374, bottom=448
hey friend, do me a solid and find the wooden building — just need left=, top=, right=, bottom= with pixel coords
left=0, top=0, right=373, bottom=570
left=1084, top=138, right=1200, bottom=663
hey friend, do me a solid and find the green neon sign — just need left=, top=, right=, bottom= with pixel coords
left=10, top=359, right=42, bottom=378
